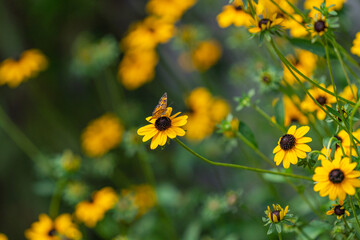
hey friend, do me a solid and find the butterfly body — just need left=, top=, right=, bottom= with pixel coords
left=150, top=92, right=167, bottom=120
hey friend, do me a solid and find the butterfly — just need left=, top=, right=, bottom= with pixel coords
left=150, top=92, right=167, bottom=120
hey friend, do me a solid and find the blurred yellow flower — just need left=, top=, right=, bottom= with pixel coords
left=318, top=130, right=353, bottom=161
left=300, top=84, right=336, bottom=120
left=25, top=213, right=81, bottom=240
left=137, top=107, right=188, bottom=150
left=216, top=0, right=252, bottom=28
left=283, top=49, right=317, bottom=85
left=259, top=0, right=297, bottom=16
left=284, top=96, right=308, bottom=127
left=223, top=118, right=239, bottom=138
left=192, top=40, right=222, bottom=72
left=75, top=187, right=118, bottom=227
left=118, top=49, right=158, bottom=90
left=0, top=233, right=7, bottom=240
left=340, top=84, right=357, bottom=102
left=248, top=2, right=283, bottom=34
left=122, top=17, right=175, bottom=51
left=147, top=0, right=196, bottom=22
left=81, top=113, right=124, bottom=158
left=0, top=49, right=48, bottom=88
left=283, top=14, right=308, bottom=38
left=185, top=88, right=230, bottom=141
left=121, top=184, right=157, bottom=216
left=351, top=32, right=360, bottom=57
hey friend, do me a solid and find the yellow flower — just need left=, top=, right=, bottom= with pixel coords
left=81, top=113, right=124, bottom=158
left=284, top=96, right=308, bottom=127
left=122, top=17, right=175, bottom=51
left=248, top=3, right=283, bottom=34
left=351, top=32, right=360, bottom=57
left=121, top=184, right=157, bottom=216
left=340, top=84, right=357, bottom=102
left=273, top=125, right=312, bottom=168
left=25, top=214, right=81, bottom=240
left=146, top=0, right=196, bottom=22
left=326, top=203, right=350, bottom=219
left=318, top=130, right=355, bottom=161
left=184, top=87, right=230, bottom=141
left=137, top=107, right=188, bottom=149
left=216, top=0, right=252, bottom=28
left=0, top=49, right=48, bottom=88
left=305, top=0, right=346, bottom=18
left=283, top=14, right=308, bottom=38
left=223, top=118, right=239, bottom=138
left=266, top=204, right=289, bottom=223
left=0, top=234, right=7, bottom=240
left=259, top=0, right=297, bottom=16
left=300, top=84, right=336, bottom=120
left=118, top=49, right=158, bottom=90
left=75, top=187, right=118, bottom=227
left=313, top=156, right=360, bottom=204
left=192, top=40, right=222, bottom=72
left=283, top=49, right=317, bottom=85
left=309, top=15, right=329, bottom=38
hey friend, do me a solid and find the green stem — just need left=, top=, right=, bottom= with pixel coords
left=349, top=196, right=360, bottom=232
left=278, top=231, right=282, bottom=240
left=174, top=138, right=313, bottom=181
left=324, top=40, right=340, bottom=110
left=49, top=179, right=67, bottom=218
left=252, top=104, right=286, bottom=133
left=0, top=105, right=46, bottom=164
left=349, top=100, right=360, bottom=158
left=343, top=216, right=351, bottom=232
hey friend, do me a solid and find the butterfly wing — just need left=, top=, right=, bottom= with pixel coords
left=151, top=92, right=167, bottom=120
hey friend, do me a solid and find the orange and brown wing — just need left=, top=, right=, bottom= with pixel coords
left=151, top=92, right=167, bottom=120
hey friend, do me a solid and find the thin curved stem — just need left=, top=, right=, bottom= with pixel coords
left=349, top=196, right=360, bottom=232
left=174, top=138, right=313, bottom=181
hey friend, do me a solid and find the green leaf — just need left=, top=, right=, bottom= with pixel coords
left=274, top=98, right=284, bottom=127
left=238, top=121, right=258, bottom=148
left=288, top=38, right=325, bottom=56
left=267, top=224, right=275, bottom=235
left=275, top=223, right=282, bottom=233
left=325, top=105, right=341, bottom=119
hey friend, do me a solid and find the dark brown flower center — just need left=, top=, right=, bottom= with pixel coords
left=262, top=75, right=271, bottom=84
left=316, top=96, right=327, bottom=105
left=334, top=205, right=345, bottom=216
left=271, top=210, right=281, bottom=222
left=280, top=134, right=296, bottom=150
left=155, top=116, right=171, bottom=131
left=314, top=20, right=326, bottom=32
left=334, top=135, right=342, bottom=149
left=290, top=117, right=299, bottom=124
left=235, top=5, right=242, bottom=11
left=258, top=18, right=272, bottom=28
left=48, top=228, right=57, bottom=236
left=329, top=169, right=345, bottom=183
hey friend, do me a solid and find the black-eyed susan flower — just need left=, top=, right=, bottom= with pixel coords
left=300, top=83, right=336, bottom=120
left=313, top=156, right=360, bottom=204
left=118, top=49, right=158, bottom=90
left=81, top=113, right=124, bottom=158
left=309, top=15, right=328, bottom=37
left=273, top=125, right=312, bottom=168
left=121, top=184, right=157, bottom=216
left=75, top=187, right=118, bottom=227
left=326, top=203, right=350, bottom=219
left=216, top=0, right=252, bottom=28
left=265, top=204, right=289, bottom=223
left=351, top=32, right=360, bottom=57
left=340, top=85, right=357, bottom=103
left=137, top=107, right=188, bottom=149
left=25, top=213, right=82, bottom=240
left=191, top=40, right=222, bottom=72
left=304, top=0, right=346, bottom=18
left=248, top=3, right=283, bottom=35
left=284, top=96, right=308, bottom=127
left=0, top=49, right=48, bottom=88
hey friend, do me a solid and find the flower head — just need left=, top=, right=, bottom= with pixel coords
left=248, top=2, right=283, bottom=35
left=300, top=83, right=336, bottom=120
left=0, top=49, right=48, bottom=88
left=265, top=204, right=289, bottom=223
left=75, top=187, right=118, bottom=227
left=0, top=234, right=7, bottom=240
left=25, top=214, right=81, bottom=240
left=191, top=40, right=222, bottom=72
left=121, top=184, right=157, bottom=216
left=81, top=114, right=124, bottom=158
left=284, top=96, right=308, bottom=127
left=137, top=107, right=188, bottom=149
left=326, top=203, right=350, bottom=219
left=313, top=156, right=360, bottom=204
left=351, top=32, right=360, bottom=57
left=216, top=0, right=252, bottom=28
left=273, top=125, right=312, bottom=168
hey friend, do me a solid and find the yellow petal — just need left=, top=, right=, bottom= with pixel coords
left=273, top=145, right=281, bottom=154
left=294, top=126, right=310, bottom=138
left=287, top=125, right=297, bottom=135
left=295, top=144, right=311, bottom=152
left=150, top=133, right=160, bottom=149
